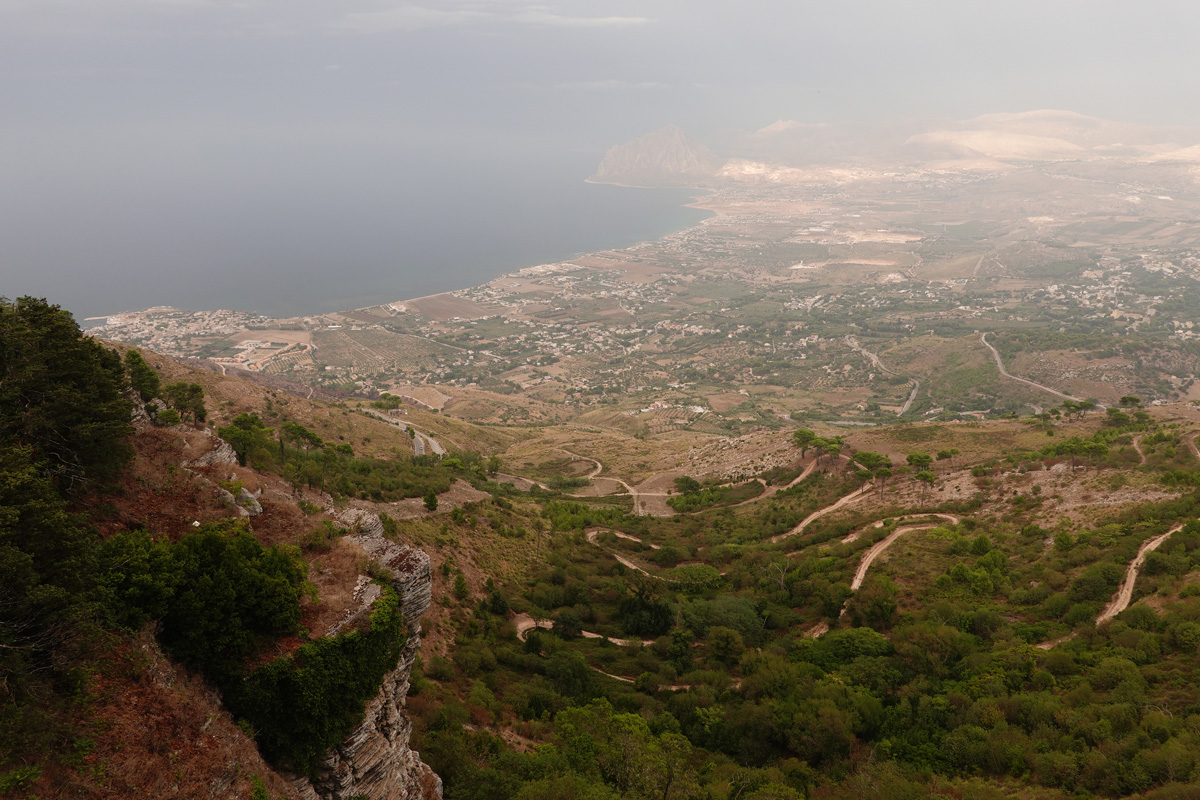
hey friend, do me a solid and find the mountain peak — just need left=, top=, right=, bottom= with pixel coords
left=590, top=126, right=722, bottom=187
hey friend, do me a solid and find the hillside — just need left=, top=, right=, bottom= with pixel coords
left=0, top=299, right=465, bottom=798
left=11, top=294, right=1200, bottom=799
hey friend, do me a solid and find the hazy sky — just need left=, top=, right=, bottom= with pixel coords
left=4, top=0, right=1200, bottom=316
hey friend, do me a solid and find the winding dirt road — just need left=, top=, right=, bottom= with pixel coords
left=1038, top=522, right=1185, bottom=649
left=770, top=483, right=872, bottom=543
left=841, top=513, right=961, bottom=544
left=846, top=335, right=920, bottom=416
left=1132, top=434, right=1147, bottom=466
left=584, top=528, right=657, bottom=577
left=850, top=524, right=939, bottom=591
left=513, top=613, right=655, bottom=647
left=980, top=332, right=1083, bottom=405
left=560, top=449, right=652, bottom=516
left=1096, top=523, right=1183, bottom=624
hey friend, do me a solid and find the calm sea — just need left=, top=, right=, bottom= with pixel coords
left=2, top=146, right=709, bottom=321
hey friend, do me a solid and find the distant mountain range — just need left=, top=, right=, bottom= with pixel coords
left=590, top=111, right=1200, bottom=187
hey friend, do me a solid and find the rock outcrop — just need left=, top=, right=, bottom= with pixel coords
left=186, top=430, right=240, bottom=468
left=590, top=125, right=722, bottom=187
left=331, top=507, right=386, bottom=537
left=295, top=514, right=441, bottom=800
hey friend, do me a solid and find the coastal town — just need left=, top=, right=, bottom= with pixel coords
left=94, top=155, right=1200, bottom=435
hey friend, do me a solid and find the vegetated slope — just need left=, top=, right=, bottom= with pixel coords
left=0, top=297, right=459, bottom=798
left=397, top=395, right=1200, bottom=800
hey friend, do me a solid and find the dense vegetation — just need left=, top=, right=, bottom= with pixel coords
left=408, top=419, right=1200, bottom=800
left=217, top=411, right=471, bottom=501
left=11, top=293, right=1200, bottom=799
left=231, top=586, right=407, bottom=775
left=0, top=298, right=411, bottom=790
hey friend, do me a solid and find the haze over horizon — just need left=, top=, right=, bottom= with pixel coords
left=4, top=0, right=1200, bottom=318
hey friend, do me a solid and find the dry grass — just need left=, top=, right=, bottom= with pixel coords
left=304, top=537, right=371, bottom=637
left=30, top=630, right=299, bottom=800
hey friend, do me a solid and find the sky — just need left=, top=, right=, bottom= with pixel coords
left=3, top=0, right=1200, bottom=316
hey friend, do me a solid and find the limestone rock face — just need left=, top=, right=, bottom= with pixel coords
left=295, top=514, right=441, bottom=800
left=236, top=487, right=264, bottom=517
left=590, top=125, right=722, bottom=186
left=186, top=430, right=240, bottom=468
left=332, top=507, right=386, bottom=537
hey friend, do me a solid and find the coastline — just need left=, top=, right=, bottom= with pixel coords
left=387, top=184, right=718, bottom=309
left=87, top=182, right=717, bottom=323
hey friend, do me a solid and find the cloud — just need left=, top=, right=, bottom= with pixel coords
left=552, top=79, right=667, bottom=91
left=330, top=2, right=648, bottom=35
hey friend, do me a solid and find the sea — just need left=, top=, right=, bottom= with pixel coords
left=3, top=146, right=710, bottom=322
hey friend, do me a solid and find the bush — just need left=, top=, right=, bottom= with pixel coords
left=98, top=521, right=306, bottom=683
left=229, top=585, right=407, bottom=775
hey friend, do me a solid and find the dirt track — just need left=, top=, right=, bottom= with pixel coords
left=1096, top=524, right=1182, bottom=624
left=1039, top=522, right=1184, bottom=648
left=980, top=332, right=1084, bottom=404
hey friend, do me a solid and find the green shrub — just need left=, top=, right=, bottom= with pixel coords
left=97, top=521, right=306, bottom=683
left=229, top=585, right=407, bottom=776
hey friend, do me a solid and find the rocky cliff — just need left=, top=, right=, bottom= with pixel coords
left=295, top=515, right=441, bottom=800
left=590, top=125, right=722, bottom=186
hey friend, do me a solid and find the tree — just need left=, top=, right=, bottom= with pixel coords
left=424, top=489, right=439, bottom=512
left=552, top=609, right=584, bottom=640
left=811, top=437, right=841, bottom=466
left=1084, top=440, right=1109, bottom=469
left=792, top=429, right=816, bottom=457
left=853, top=451, right=890, bottom=472
left=123, top=349, right=160, bottom=403
left=707, top=626, right=744, bottom=666
left=155, top=407, right=182, bottom=427
left=0, top=296, right=133, bottom=490
left=673, top=476, right=701, bottom=495
left=914, top=469, right=935, bottom=502
left=906, top=452, right=933, bottom=471
left=0, top=446, right=109, bottom=759
left=874, top=467, right=893, bottom=498
left=280, top=421, right=322, bottom=453
left=219, top=413, right=274, bottom=467
left=164, top=382, right=207, bottom=423
left=1119, top=395, right=1142, bottom=407
left=936, top=448, right=959, bottom=465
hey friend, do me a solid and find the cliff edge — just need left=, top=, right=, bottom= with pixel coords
left=295, top=516, right=441, bottom=800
